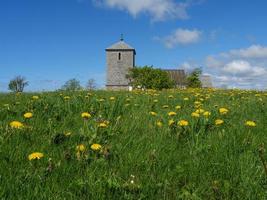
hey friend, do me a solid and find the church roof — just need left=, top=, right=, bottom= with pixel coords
left=163, top=69, right=186, bottom=86
left=106, top=40, right=135, bottom=51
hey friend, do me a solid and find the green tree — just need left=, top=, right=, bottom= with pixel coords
left=61, top=78, right=82, bottom=91
left=127, top=66, right=174, bottom=90
left=186, top=68, right=202, bottom=88
left=8, top=76, right=29, bottom=92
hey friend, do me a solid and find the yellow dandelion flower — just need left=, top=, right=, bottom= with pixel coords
left=149, top=111, right=157, bottom=116
left=168, top=111, right=177, bottom=116
left=194, top=101, right=201, bottom=105
left=91, top=143, right=102, bottom=151
left=162, top=105, right=169, bottom=109
left=81, top=112, right=91, bottom=119
left=168, top=95, right=174, bottom=98
left=32, top=96, right=39, bottom=100
left=195, top=109, right=205, bottom=114
left=104, top=120, right=110, bottom=125
left=64, top=96, right=70, bottom=100
left=194, top=104, right=202, bottom=109
left=203, top=111, right=211, bottom=117
left=191, top=112, right=200, bottom=118
left=178, top=120, right=189, bottom=127
left=110, top=97, right=115, bottom=101
left=156, top=121, right=163, bottom=127
left=28, top=152, right=44, bottom=161
left=183, top=97, right=189, bottom=101
left=219, top=108, right=229, bottom=115
left=98, top=122, right=108, bottom=128
left=24, top=112, right=33, bottom=119
left=10, top=121, right=24, bottom=129
left=245, top=121, right=256, bottom=127
left=153, top=99, right=158, bottom=103
left=175, top=105, right=181, bottom=110
left=76, top=144, right=86, bottom=152
left=215, top=119, right=224, bottom=125
left=168, top=119, right=175, bottom=126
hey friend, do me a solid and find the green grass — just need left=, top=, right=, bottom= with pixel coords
left=0, top=89, right=267, bottom=199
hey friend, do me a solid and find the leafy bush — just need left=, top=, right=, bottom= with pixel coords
left=186, top=68, right=202, bottom=88
left=127, top=66, right=174, bottom=90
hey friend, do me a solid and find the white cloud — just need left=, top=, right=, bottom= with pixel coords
left=229, top=45, right=267, bottom=59
left=223, top=60, right=252, bottom=74
left=158, top=28, right=202, bottom=48
left=203, top=45, right=267, bottom=89
left=212, top=74, right=267, bottom=89
left=222, top=60, right=267, bottom=77
left=94, top=0, right=192, bottom=21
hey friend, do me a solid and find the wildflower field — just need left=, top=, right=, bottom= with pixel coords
left=0, top=89, right=267, bottom=199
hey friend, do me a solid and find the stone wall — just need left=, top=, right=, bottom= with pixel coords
left=106, top=50, right=135, bottom=87
left=106, top=85, right=130, bottom=90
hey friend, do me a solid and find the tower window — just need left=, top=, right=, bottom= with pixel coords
left=118, top=53, right=121, bottom=60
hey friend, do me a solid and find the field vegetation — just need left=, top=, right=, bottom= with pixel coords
left=0, top=89, right=267, bottom=199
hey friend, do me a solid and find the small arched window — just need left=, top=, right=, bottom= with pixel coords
left=118, top=53, right=121, bottom=60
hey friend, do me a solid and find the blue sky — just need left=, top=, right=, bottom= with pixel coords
left=1, top=0, right=267, bottom=91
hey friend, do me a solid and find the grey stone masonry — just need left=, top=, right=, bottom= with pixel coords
left=106, top=39, right=136, bottom=90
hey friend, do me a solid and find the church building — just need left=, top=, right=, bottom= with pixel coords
left=106, top=37, right=136, bottom=90
left=106, top=37, right=188, bottom=90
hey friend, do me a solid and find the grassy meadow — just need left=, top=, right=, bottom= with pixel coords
left=0, top=89, right=267, bottom=199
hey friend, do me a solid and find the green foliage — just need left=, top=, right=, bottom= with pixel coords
left=0, top=89, right=267, bottom=199
left=186, top=68, right=202, bottom=88
left=61, top=78, right=82, bottom=91
left=8, top=76, right=29, bottom=93
left=127, top=66, right=175, bottom=90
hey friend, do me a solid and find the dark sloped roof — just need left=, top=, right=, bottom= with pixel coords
left=163, top=69, right=186, bottom=85
left=106, top=41, right=135, bottom=51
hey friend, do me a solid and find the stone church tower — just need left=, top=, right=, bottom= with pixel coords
left=106, top=36, right=136, bottom=90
